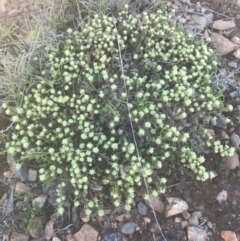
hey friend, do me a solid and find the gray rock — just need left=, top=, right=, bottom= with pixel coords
left=187, top=226, right=208, bottom=241
left=231, top=133, right=240, bottom=148
left=225, top=152, right=239, bottom=170
left=7, top=154, right=27, bottom=182
left=145, top=195, right=164, bottom=213
left=15, top=181, right=32, bottom=194
left=137, top=202, right=147, bottom=216
left=72, top=206, right=80, bottom=229
left=211, top=32, right=238, bottom=56
left=42, top=181, right=58, bottom=205
left=211, top=116, right=226, bottom=129
left=182, top=210, right=191, bottom=220
left=32, top=195, right=47, bottom=208
left=188, top=13, right=213, bottom=30
left=216, top=190, right=228, bottom=204
left=121, top=222, right=138, bottom=234
left=188, top=215, right=199, bottom=226
left=228, top=62, right=238, bottom=69
left=102, top=230, right=122, bottom=241
left=165, top=197, right=189, bottom=218
left=28, top=168, right=38, bottom=181
left=10, top=231, right=29, bottom=241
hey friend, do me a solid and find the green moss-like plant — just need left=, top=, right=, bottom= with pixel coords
left=3, top=5, right=234, bottom=214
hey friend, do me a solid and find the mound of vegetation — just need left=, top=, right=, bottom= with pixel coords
left=2, top=5, right=234, bottom=215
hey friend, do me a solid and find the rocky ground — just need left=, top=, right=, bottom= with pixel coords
left=1, top=0, right=240, bottom=241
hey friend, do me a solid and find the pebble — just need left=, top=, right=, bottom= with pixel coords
left=74, top=224, right=98, bottom=241
left=181, top=220, right=188, bottom=229
left=121, top=222, right=139, bottom=234
left=44, top=220, right=54, bottom=240
left=228, top=61, right=238, bottom=69
left=165, top=197, right=189, bottom=218
left=145, top=195, right=164, bottom=213
left=174, top=217, right=182, bottom=223
left=182, top=210, right=191, bottom=220
left=137, top=202, right=147, bottom=216
left=216, top=190, right=228, bottom=204
left=187, top=226, right=208, bottom=241
left=15, top=181, right=32, bottom=194
left=232, top=199, right=238, bottom=206
left=212, top=20, right=236, bottom=30
left=231, top=133, right=240, bottom=147
left=115, top=214, right=125, bottom=222
left=233, top=49, right=240, bottom=59
left=3, top=170, right=14, bottom=179
left=80, top=209, right=90, bottom=223
left=221, top=230, right=238, bottom=241
left=52, top=238, right=61, bottom=241
left=102, top=230, right=122, bottom=241
left=231, top=36, right=240, bottom=44
left=188, top=215, right=199, bottom=226
left=188, top=13, right=213, bottom=30
left=29, top=218, right=43, bottom=238
left=207, top=221, right=213, bottom=229
left=72, top=206, right=80, bottom=229
left=225, top=152, right=239, bottom=170
left=32, top=195, right=47, bottom=208
left=28, top=168, right=38, bottom=181
left=8, top=9, right=20, bottom=17
left=211, top=32, right=238, bottom=56
left=10, top=232, right=29, bottom=241
left=7, top=154, right=27, bottom=182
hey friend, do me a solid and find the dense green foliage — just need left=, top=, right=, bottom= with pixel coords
left=3, top=5, right=234, bottom=215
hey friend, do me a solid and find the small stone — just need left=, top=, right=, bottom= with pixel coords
left=8, top=9, right=20, bottom=17
left=7, top=154, right=27, bottom=182
left=137, top=202, right=147, bottom=216
left=182, top=210, right=191, bottom=220
left=213, top=20, right=236, bottom=30
left=191, top=211, right=202, bottom=218
left=72, top=206, right=80, bottom=229
left=165, top=197, right=189, bottom=218
left=225, top=152, right=239, bottom=170
left=115, top=214, right=125, bottom=222
left=211, top=32, right=238, bottom=56
left=10, top=232, right=29, bottom=241
left=3, top=171, right=14, bottom=179
left=44, top=220, right=54, bottom=240
left=145, top=195, right=164, bottom=213
left=29, top=218, right=43, bottom=238
left=211, top=116, right=227, bottom=129
left=228, top=61, right=238, bottom=69
left=216, top=190, right=228, bottom=204
left=15, top=182, right=32, bottom=194
left=66, top=234, right=77, bottom=241
left=232, top=199, right=238, bottom=206
left=102, top=230, right=122, bottom=241
left=188, top=215, right=199, bottom=226
left=32, top=195, right=47, bottom=208
left=231, top=133, right=240, bottom=148
left=178, top=17, right=187, bottom=24
left=207, top=221, right=213, bottom=229
left=74, top=224, right=98, bottom=241
left=80, top=209, right=90, bottom=223
left=231, top=36, right=240, bottom=44
left=221, top=230, right=238, bottom=241
left=233, top=49, right=240, bottom=59
left=174, top=217, right=182, bottom=223
left=181, top=220, right=188, bottom=229
left=188, top=13, right=213, bottom=30
left=143, top=217, right=151, bottom=223
left=121, top=222, right=138, bottom=235
left=221, top=131, right=230, bottom=139
left=28, top=168, right=38, bottom=181
left=187, top=226, right=208, bottom=241
left=52, top=238, right=61, bottom=241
